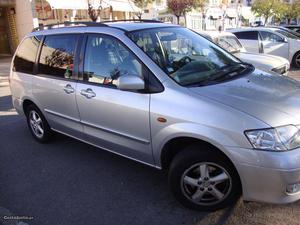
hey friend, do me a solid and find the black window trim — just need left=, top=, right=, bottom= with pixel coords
left=234, top=31, right=259, bottom=40
left=78, top=32, right=164, bottom=94
left=35, top=33, right=82, bottom=81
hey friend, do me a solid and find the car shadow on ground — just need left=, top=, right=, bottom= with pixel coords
left=197, top=196, right=300, bottom=225
left=0, top=111, right=209, bottom=225
left=0, top=95, right=14, bottom=112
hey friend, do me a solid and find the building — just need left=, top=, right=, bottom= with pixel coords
left=142, top=0, right=255, bottom=31
left=0, top=0, right=140, bottom=55
left=142, top=0, right=203, bottom=32
left=0, top=0, right=18, bottom=55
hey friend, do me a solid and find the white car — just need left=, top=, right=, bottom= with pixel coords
left=199, top=31, right=290, bottom=75
left=229, top=27, right=300, bottom=68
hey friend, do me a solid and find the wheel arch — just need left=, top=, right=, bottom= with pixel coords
left=292, top=50, right=300, bottom=67
left=160, top=136, right=235, bottom=170
left=23, top=99, right=39, bottom=115
left=160, top=136, right=243, bottom=195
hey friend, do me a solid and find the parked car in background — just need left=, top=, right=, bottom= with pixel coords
left=199, top=31, right=290, bottom=75
left=229, top=27, right=300, bottom=68
left=284, top=25, right=300, bottom=34
left=268, top=26, right=300, bottom=38
left=251, top=21, right=264, bottom=27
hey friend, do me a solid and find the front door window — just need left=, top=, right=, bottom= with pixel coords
left=83, top=34, right=143, bottom=87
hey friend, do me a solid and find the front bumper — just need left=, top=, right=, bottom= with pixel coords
left=236, top=163, right=300, bottom=204
left=227, top=146, right=300, bottom=204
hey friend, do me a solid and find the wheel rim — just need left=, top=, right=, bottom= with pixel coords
left=296, top=54, right=300, bottom=67
left=29, top=110, right=44, bottom=138
left=181, top=162, right=232, bottom=206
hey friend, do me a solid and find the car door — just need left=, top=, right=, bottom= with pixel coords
left=32, top=34, right=83, bottom=138
left=259, top=31, right=289, bottom=59
left=76, top=34, right=153, bottom=164
left=234, top=31, right=260, bottom=53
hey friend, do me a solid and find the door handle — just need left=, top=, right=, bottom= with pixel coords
left=80, top=88, right=96, bottom=99
left=63, top=84, right=75, bottom=94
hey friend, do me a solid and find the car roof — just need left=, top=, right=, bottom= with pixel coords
left=106, top=22, right=178, bottom=31
left=284, top=25, right=300, bottom=28
left=29, top=21, right=179, bottom=36
left=199, top=30, right=236, bottom=39
left=229, top=27, right=279, bottom=32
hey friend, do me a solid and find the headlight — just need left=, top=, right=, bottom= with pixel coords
left=245, top=125, right=300, bottom=151
left=271, top=65, right=288, bottom=75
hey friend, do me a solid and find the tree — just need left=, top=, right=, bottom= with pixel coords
left=194, top=0, right=208, bottom=12
left=167, top=0, right=195, bottom=25
left=273, top=3, right=288, bottom=23
left=133, top=0, right=154, bottom=20
left=284, top=0, right=300, bottom=24
left=193, top=0, right=208, bottom=30
left=251, top=0, right=281, bottom=25
left=87, top=0, right=102, bottom=22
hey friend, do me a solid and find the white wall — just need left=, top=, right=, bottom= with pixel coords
left=15, top=0, right=35, bottom=41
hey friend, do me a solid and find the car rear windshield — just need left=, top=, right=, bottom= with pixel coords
left=216, top=35, right=243, bottom=54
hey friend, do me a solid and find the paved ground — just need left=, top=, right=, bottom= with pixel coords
left=0, top=56, right=300, bottom=225
left=289, top=67, right=300, bottom=80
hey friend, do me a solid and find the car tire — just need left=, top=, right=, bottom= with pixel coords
left=292, top=51, right=300, bottom=68
left=168, top=145, right=241, bottom=211
left=25, top=104, right=53, bottom=143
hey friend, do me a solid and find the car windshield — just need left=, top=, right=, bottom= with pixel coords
left=216, top=35, right=243, bottom=54
left=128, top=27, right=251, bottom=87
left=274, top=29, right=299, bottom=39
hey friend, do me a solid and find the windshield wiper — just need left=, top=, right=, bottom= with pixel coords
left=187, top=62, right=253, bottom=87
left=230, top=49, right=241, bottom=54
left=210, top=62, right=253, bottom=81
left=220, top=62, right=252, bottom=70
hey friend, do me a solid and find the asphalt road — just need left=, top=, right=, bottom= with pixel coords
left=0, top=90, right=203, bottom=225
left=0, top=56, right=300, bottom=225
left=0, top=57, right=204, bottom=225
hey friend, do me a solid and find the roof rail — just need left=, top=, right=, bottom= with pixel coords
left=32, top=21, right=108, bottom=32
left=32, top=19, right=163, bottom=32
left=102, top=19, right=163, bottom=23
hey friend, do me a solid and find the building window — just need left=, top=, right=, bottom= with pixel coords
left=35, top=0, right=55, bottom=21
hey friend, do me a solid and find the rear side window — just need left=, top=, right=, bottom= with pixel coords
left=234, top=31, right=258, bottom=40
left=38, top=34, right=78, bottom=79
left=13, top=36, right=42, bottom=74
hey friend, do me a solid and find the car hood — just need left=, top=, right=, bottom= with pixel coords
left=234, top=52, right=289, bottom=71
left=189, top=69, right=300, bottom=127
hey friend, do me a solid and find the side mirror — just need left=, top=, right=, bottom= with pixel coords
left=115, top=75, right=145, bottom=91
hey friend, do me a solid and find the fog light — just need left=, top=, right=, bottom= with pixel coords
left=286, top=183, right=300, bottom=194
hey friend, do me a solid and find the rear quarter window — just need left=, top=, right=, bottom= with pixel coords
left=234, top=31, right=258, bottom=40
left=13, top=36, right=42, bottom=74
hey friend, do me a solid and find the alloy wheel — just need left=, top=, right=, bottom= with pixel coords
left=29, top=110, right=44, bottom=138
left=296, top=54, right=300, bottom=68
left=181, top=162, right=232, bottom=206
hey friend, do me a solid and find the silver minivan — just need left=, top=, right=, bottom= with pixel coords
left=10, top=21, right=300, bottom=211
